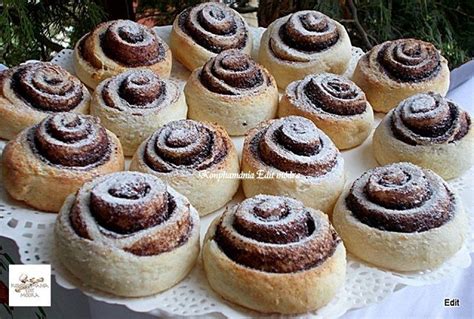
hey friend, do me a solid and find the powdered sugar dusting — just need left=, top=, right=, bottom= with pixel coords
left=346, top=162, right=455, bottom=232
left=179, top=2, right=249, bottom=53
left=255, top=116, right=341, bottom=176
left=267, top=11, right=340, bottom=62
left=391, top=92, right=470, bottom=145
left=8, top=62, right=87, bottom=112
left=144, top=120, right=227, bottom=173
left=213, top=194, right=338, bottom=273
left=200, top=49, right=269, bottom=95
left=99, top=69, right=180, bottom=112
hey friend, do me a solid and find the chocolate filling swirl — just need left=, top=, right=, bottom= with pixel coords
left=281, top=11, right=339, bottom=52
left=289, top=73, right=367, bottom=116
left=249, top=116, right=340, bottom=176
left=391, top=92, right=470, bottom=145
left=70, top=172, right=193, bottom=256
left=144, top=120, right=228, bottom=173
left=30, top=113, right=110, bottom=167
left=214, top=195, right=340, bottom=273
left=8, top=62, right=85, bottom=112
left=177, top=3, right=248, bottom=53
left=269, top=11, right=340, bottom=61
left=200, top=49, right=268, bottom=95
left=346, top=163, right=455, bottom=233
left=99, top=70, right=178, bottom=111
left=80, top=20, right=166, bottom=67
left=376, top=39, right=441, bottom=82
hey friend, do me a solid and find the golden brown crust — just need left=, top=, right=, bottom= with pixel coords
left=130, top=120, right=240, bottom=215
left=1, top=113, right=124, bottom=212
left=73, top=20, right=172, bottom=89
left=202, top=195, right=346, bottom=314
left=258, top=11, right=352, bottom=89
left=352, top=39, right=450, bottom=113
left=278, top=73, right=374, bottom=149
left=185, top=49, right=278, bottom=135
left=170, top=3, right=252, bottom=71
left=0, top=62, right=90, bottom=140
left=91, top=69, right=187, bottom=155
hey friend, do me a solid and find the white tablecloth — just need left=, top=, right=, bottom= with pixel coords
left=0, top=62, right=473, bottom=319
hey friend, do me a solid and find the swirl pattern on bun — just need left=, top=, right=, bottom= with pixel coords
left=92, top=69, right=187, bottom=155
left=279, top=73, right=374, bottom=149
left=373, top=92, right=473, bottom=179
left=241, top=116, right=345, bottom=214
left=203, top=194, right=346, bottom=313
left=258, top=10, right=352, bottom=88
left=55, top=171, right=200, bottom=296
left=213, top=195, right=340, bottom=272
left=186, top=49, right=278, bottom=135
left=199, top=49, right=270, bottom=95
left=130, top=120, right=240, bottom=216
left=352, top=38, right=450, bottom=112
left=2, top=113, right=124, bottom=212
left=333, top=162, right=467, bottom=271
left=0, top=62, right=90, bottom=140
left=73, top=19, right=172, bottom=88
left=170, top=2, right=252, bottom=71
left=376, top=39, right=441, bottom=82
left=390, top=92, right=470, bottom=145
left=32, top=113, right=110, bottom=167
left=345, top=163, right=454, bottom=232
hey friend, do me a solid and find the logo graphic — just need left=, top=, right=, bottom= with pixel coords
left=9, top=265, right=51, bottom=307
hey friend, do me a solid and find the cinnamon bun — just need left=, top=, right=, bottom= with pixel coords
left=170, top=2, right=252, bottom=71
left=352, top=38, right=450, bottom=113
left=55, top=171, right=200, bottom=296
left=130, top=120, right=240, bottom=216
left=185, top=49, right=278, bottom=136
left=1, top=113, right=124, bottom=212
left=373, top=93, right=473, bottom=179
left=91, top=70, right=187, bottom=156
left=0, top=62, right=90, bottom=140
left=203, top=194, right=346, bottom=314
left=74, top=20, right=172, bottom=89
left=333, top=162, right=467, bottom=271
left=279, top=73, right=374, bottom=149
left=259, top=10, right=352, bottom=89
left=241, top=116, right=345, bottom=214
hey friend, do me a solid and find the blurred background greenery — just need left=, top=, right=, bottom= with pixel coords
left=0, top=0, right=472, bottom=68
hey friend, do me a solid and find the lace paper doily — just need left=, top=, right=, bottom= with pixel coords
left=0, top=26, right=472, bottom=319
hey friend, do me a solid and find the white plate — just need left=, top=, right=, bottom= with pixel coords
left=0, top=26, right=472, bottom=319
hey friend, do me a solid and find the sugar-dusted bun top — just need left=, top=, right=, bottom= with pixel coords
left=346, top=162, right=457, bottom=232
left=143, top=120, right=231, bottom=173
left=367, top=38, right=443, bottom=83
left=199, top=49, right=274, bottom=95
left=0, top=62, right=89, bottom=112
left=213, top=194, right=341, bottom=272
left=78, top=19, right=168, bottom=68
left=247, top=116, right=342, bottom=176
left=177, top=2, right=250, bottom=53
left=286, top=73, right=368, bottom=116
left=30, top=112, right=111, bottom=168
left=265, top=10, right=349, bottom=62
left=69, top=171, right=196, bottom=256
left=96, top=69, right=180, bottom=112
left=390, top=92, right=470, bottom=145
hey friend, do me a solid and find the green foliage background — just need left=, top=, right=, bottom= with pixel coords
left=0, top=0, right=473, bottom=68
left=311, top=0, right=474, bottom=69
left=0, top=0, right=105, bottom=66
